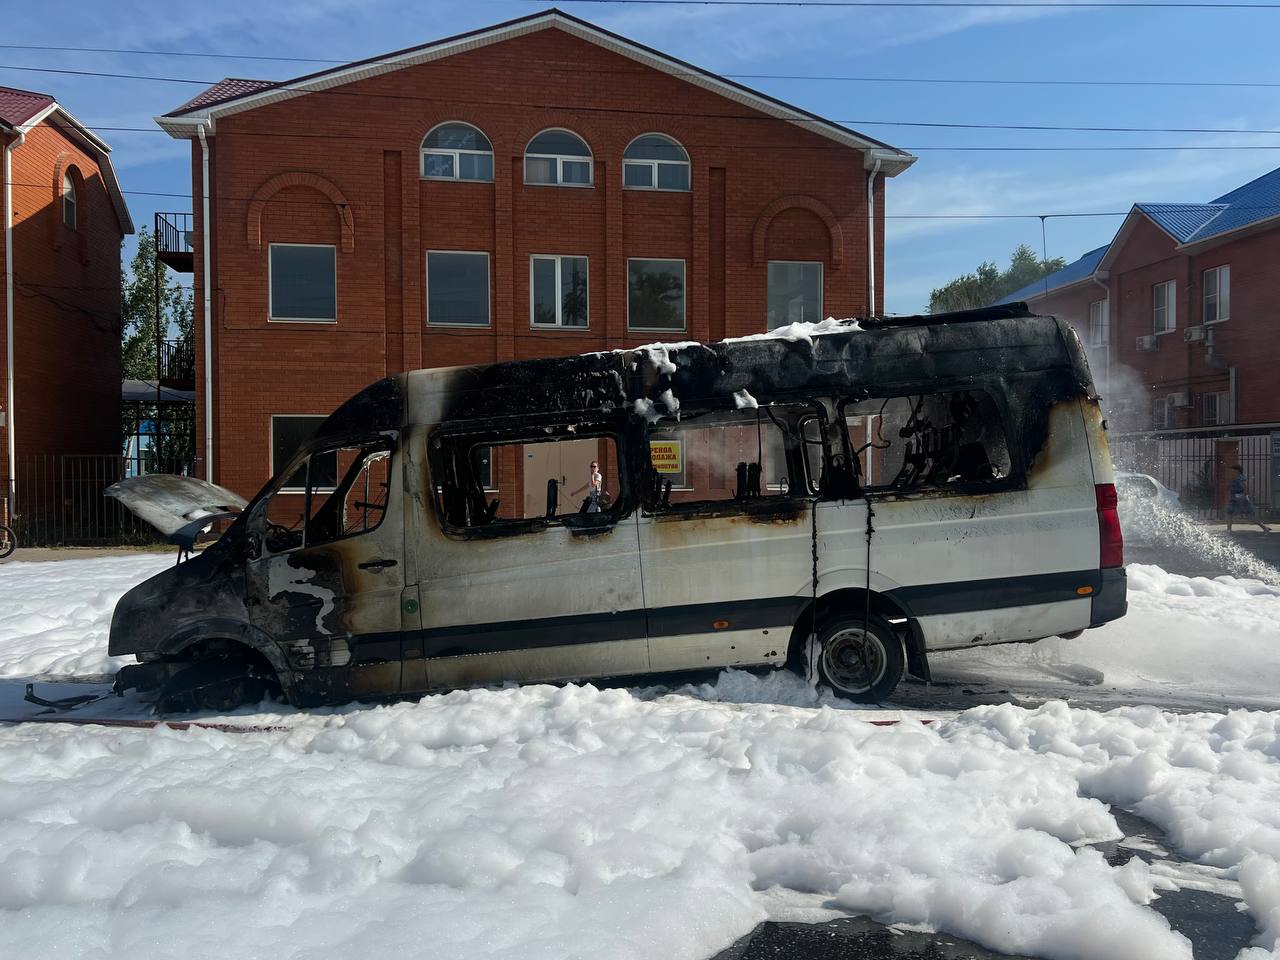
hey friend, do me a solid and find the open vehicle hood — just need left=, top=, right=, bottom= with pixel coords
left=106, top=475, right=247, bottom=544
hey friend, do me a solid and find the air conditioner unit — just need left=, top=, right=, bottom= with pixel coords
left=1184, top=325, right=1207, bottom=343
left=1135, top=335, right=1158, bottom=352
left=1167, top=391, right=1192, bottom=408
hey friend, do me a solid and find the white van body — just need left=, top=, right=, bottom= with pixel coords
left=109, top=307, right=1126, bottom=707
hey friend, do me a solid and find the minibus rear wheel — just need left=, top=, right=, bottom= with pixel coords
left=814, top=615, right=905, bottom=702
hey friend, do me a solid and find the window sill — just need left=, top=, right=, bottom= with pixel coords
left=627, top=326, right=688, bottom=334
left=523, top=181, right=594, bottom=189
left=623, top=186, right=691, bottom=193
left=1204, top=317, right=1229, bottom=325
left=531, top=323, right=591, bottom=331
left=1153, top=328, right=1178, bottom=337
left=422, top=176, right=494, bottom=184
left=269, top=317, right=337, bottom=324
left=426, top=322, right=492, bottom=329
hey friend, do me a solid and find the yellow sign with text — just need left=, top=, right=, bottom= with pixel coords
left=649, top=440, right=682, bottom=474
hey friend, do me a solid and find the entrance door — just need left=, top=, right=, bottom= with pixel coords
left=245, top=437, right=408, bottom=703
left=522, top=437, right=599, bottom=517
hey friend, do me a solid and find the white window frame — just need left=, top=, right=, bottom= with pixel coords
left=767, top=260, right=824, bottom=329
left=622, top=133, right=691, bottom=192
left=1088, top=299, right=1109, bottom=347
left=1201, top=390, right=1230, bottom=426
left=425, top=250, right=491, bottom=327
left=1152, top=396, right=1172, bottom=431
left=529, top=254, right=590, bottom=329
left=62, top=172, right=76, bottom=230
left=523, top=128, right=594, bottom=188
left=1203, top=265, right=1230, bottom=324
left=268, top=243, right=337, bottom=324
left=420, top=121, right=494, bottom=183
left=1152, top=280, right=1176, bottom=335
left=269, top=414, right=334, bottom=493
left=627, top=257, right=687, bottom=333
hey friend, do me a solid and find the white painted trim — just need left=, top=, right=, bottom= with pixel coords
left=198, top=124, right=213, bottom=482
left=268, top=243, right=338, bottom=323
left=420, top=120, right=495, bottom=182
left=1152, top=279, right=1177, bottom=336
left=524, top=128, right=594, bottom=187
left=622, top=133, right=690, bottom=192
left=4, top=130, right=22, bottom=510
left=530, top=254, right=590, bottom=329
left=154, top=12, right=913, bottom=173
left=626, top=257, right=687, bottom=333
left=426, top=250, right=492, bottom=327
left=766, top=259, right=824, bottom=329
left=1202, top=264, right=1230, bottom=324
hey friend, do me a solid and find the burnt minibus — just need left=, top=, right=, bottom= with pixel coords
left=109, top=305, right=1126, bottom=710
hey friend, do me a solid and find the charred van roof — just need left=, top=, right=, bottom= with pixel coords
left=407, top=307, right=1090, bottom=425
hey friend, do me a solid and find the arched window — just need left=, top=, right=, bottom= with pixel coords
left=62, top=172, right=77, bottom=229
left=421, top=122, right=494, bottom=182
left=524, top=129, right=592, bottom=187
left=623, top=134, right=690, bottom=191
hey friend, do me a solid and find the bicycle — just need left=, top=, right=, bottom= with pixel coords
left=0, top=496, right=14, bottom=559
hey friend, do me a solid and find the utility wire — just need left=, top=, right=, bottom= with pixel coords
left=6, top=64, right=1280, bottom=140
left=2, top=43, right=1277, bottom=90
left=520, top=0, right=1280, bottom=8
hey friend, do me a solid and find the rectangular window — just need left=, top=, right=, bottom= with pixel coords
left=645, top=405, right=821, bottom=510
left=841, top=390, right=1013, bottom=492
left=270, top=415, right=336, bottom=491
left=269, top=244, right=337, bottom=322
left=624, top=163, right=654, bottom=188
left=1089, top=299, right=1109, bottom=347
left=427, top=251, right=490, bottom=326
left=261, top=438, right=392, bottom=553
left=767, top=261, right=823, bottom=330
left=627, top=258, right=686, bottom=331
left=1203, top=265, right=1230, bottom=323
left=432, top=430, right=620, bottom=531
left=1152, top=396, right=1171, bottom=430
left=1153, top=280, right=1176, bottom=335
left=1201, top=390, right=1229, bottom=426
left=530, top=255, right=589, bottom=328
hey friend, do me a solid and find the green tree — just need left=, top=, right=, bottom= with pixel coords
left=121, top=227, right=193, bottom=379
left=928, top=244, right=1066, bottom=314
left=121, top=227, right=196, bottom=473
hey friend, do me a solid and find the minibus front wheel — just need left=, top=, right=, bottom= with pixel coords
left=814, top=614, right=905, bottom=702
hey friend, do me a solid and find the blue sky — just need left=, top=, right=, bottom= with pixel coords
left=7, top=0, right=1280, bottom=313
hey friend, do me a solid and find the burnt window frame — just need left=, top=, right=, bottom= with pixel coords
left=428, top=417, right=634, bottom=539
left=254, top=433, right=396, bottom=555
left=640, top=399, right=829, bottom=519
left=836, top=385, right=1021, bottom=498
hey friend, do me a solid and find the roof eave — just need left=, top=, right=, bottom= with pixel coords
left=1176, top=209, right=1280, bottom=254
left=154, top=9, right=912, bottom=164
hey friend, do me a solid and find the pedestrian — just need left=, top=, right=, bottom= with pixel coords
left=1226, top=464, right=1270, bottom=533
left=571, top=460, right=604, bottom=513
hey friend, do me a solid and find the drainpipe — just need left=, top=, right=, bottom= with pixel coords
left=3, top=126, right=24, bottom=512
left=197, top=123, right=214, bottom=483
left=866, top=156, right=883, bottom=317
left=1090, top=273, right=1111, bottom=397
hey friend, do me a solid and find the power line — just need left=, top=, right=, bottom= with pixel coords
left=6, top=62, right=1280, bottom=141
left=1, top=42, right=1276, bottom=90
left=524, top=0, right=1280, bottom=7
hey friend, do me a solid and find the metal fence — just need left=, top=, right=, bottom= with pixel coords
left=1110, top=425, right=1278, bottom=520
left=4, top=454, right=184, bottom=547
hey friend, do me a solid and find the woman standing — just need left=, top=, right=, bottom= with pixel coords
left=1226, top=464, right=1270, bottom=533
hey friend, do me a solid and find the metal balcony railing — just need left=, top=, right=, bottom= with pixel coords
left=159, top=338, right=195, bottom=386
left=155, top=211, right=195, bottom=271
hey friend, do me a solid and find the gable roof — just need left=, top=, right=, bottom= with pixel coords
left=996, top=245, right=1109, bottom=305
left=0, top=85, right=56, bottom=129
left=1113, top=165, right=1280, bottom=254
left=156, top=7, right=914, bottom=175
left=0, top=85, right=133, bottom=235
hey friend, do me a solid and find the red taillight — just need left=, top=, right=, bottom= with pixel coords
left=1096, top=483, right=1124, bottom=569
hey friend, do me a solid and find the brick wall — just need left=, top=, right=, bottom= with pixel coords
left=1024, top=214, right=1280, bottom=434
left=0, top=121, right=124, bottom=493
left=191, top=28, right=885, bottom=500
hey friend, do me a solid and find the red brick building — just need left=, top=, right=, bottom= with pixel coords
left=999, top=166, right=1280, bottom=513
left=155, top=9, right=914, bottom=501
left=1, top=86, right=133, bottom=512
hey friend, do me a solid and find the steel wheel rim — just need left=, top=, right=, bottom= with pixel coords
left=821, top=627, right=887, bottom=694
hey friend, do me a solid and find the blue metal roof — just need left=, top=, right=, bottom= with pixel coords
left=1135, top=203, right=1224, bottom=242
left=1134, top=165, right=1280, bottom=244
left=996, top=245, right=1109, bottom=305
